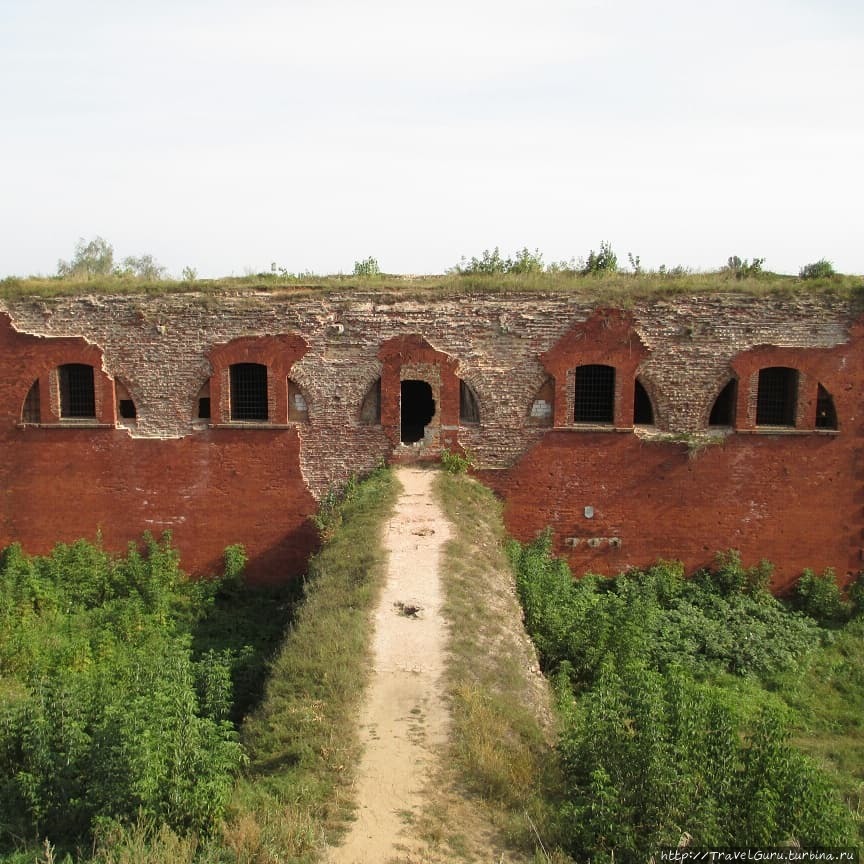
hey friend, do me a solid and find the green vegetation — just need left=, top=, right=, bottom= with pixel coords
left=352, top=256, right=382, bottom=278
left=4, top=237, right=859, bottom=301
left=582, top=241, right=618, bottom=275
left=434, top=473, right=568, bottom=862
left=56, top=237, right=167, bottom=281
left=508, top=536, right=859, bottom=861
left=0, top=467, right=397, bottom=863
left=726, top=255, right=765, bottom=279
left=439, top=447, right=473, bottom=475
left=224, top=466, right=397, bottom=862
left=0, top=535, right=248, bottom=858
left=800, top=258, right=836, bottom=280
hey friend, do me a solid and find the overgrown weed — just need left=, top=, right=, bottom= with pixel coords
left=434, top=471, right=568, bottom=860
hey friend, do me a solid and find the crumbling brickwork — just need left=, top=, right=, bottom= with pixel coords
left=0, top=289, right=859, bottom=588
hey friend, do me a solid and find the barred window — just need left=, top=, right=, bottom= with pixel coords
left=59, top=364, right=96, bottom=419
left=230, top=363, right=268, bottom=421
left=756, top=367, right=797, bottom=427
left=574, top=364, right=615, bottom=424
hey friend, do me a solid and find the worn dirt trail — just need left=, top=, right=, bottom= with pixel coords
left=327, top=466, right=453, bottom=864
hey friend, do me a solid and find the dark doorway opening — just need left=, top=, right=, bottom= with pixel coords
left=401, top=380, right=435, bottom=443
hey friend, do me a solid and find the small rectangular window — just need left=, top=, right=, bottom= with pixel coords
left=59, top=364, right=96, bottom=418
left=198, top=397, right=211, bottom=419
left=230, top=363, right=268, bottom=421
left=574, top=365, right=615, bottom=424
left=756, top=367, right=797, bottom=427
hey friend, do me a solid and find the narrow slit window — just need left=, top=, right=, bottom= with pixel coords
left=815, top=384, right=838, bottom=430
left=59, top=364, right=96, bottom=419
left=230, top=363, right=268, bottom=421
left=709, top=379, right=737, bottom=426
left=756, top=367, right=798, bottom=427
left=574, top=364, right=615, bottom=424
left=459, top=380, right=480, bottom=424
left=633, top=379, right=654, bottom=425
left=22, top=380, right=40, bottom=423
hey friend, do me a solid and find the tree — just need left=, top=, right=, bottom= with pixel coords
left=582, top=241, right=618, bottom=275
left=57, top=237, right=115, bottom=278
left=117, top=254, right=167, bottom=280
left=353, top=256, right=381, bottom=277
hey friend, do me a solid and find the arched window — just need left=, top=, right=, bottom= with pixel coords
left=59, top=364, right=96, bottom=419
left=459, top=379, right=480, bottom=425
left=709, top=379, right=737, bottom=427
left=816, top=384, right=838, bottom=430
left=21, top=380, right=40, bottom=424
left=574, top=364, right=615, bottom=424
left=230, top=363, right=268, bottom=421
left=633, top=379, right=654, bottom=425
left=756, top=367, right=798, bottom=427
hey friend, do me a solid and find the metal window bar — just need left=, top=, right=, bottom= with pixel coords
left=59, top=364, right=95, bottom=418
left=230, top=363, right=268, bottom=421
left=22, top=381, right=40, bottom=423
left=815, top=384, right=838, bottom=429
left=574, top=365, right=615, bottom=424
left=756, top=367, right=797, bottom=426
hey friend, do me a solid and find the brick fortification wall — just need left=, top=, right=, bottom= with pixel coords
left=0, top=290, right=860, bottom=589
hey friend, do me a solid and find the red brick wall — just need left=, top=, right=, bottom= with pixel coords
left=1, top=292, right=861, bottom=591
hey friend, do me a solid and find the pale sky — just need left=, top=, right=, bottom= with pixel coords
left=2, top=0, right=862, bottom=278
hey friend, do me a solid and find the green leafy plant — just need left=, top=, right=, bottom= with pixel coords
left=726, top=255, right=765, bottom=279
left=352, top=256, right=381, bottom=278
left=440, top=447, right=473, bottom=474
left=799, top=258, right=836, bottom=279
left=582, top=241, right=618, bottom=275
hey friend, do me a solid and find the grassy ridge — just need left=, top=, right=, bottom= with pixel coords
left=217, top=466, right=398, bottom=863
left=1, top=270, right=861, bottom=302
left=434, top=471, right=569, bottom=862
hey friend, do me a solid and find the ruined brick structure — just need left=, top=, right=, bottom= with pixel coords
left=0, top=289, right=860, bottom=590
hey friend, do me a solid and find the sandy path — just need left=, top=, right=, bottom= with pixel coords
left=327, top=466, right=453, bottom=864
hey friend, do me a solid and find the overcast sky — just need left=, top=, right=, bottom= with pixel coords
left=2, top=0, right=862, bottom=278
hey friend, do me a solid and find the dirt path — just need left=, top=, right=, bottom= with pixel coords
left=327, top=466, right=453, bottom=864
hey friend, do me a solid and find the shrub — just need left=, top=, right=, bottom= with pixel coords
left=793, top=568, right=849, bottom=623
left=440, top=447, right=472, bottom=474
left=0, top=536, right=246, bottom=849
left=452, top=246, right=545, bottom=275
left=799, top=258, right=835, bottom=279
left=582, top=241, right=618, bottom=275
left=726, top=255, right=765, bottom=279
left=352, top=256, right=381, bottom=277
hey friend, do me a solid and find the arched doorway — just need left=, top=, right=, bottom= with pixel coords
left=401, top=380, right=435, bottom=443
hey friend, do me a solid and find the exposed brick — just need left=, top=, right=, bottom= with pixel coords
left=0, top=290, right=860, bottom=589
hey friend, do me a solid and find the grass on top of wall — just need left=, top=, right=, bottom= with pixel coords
left=1, top=269, right=862, bottom=305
